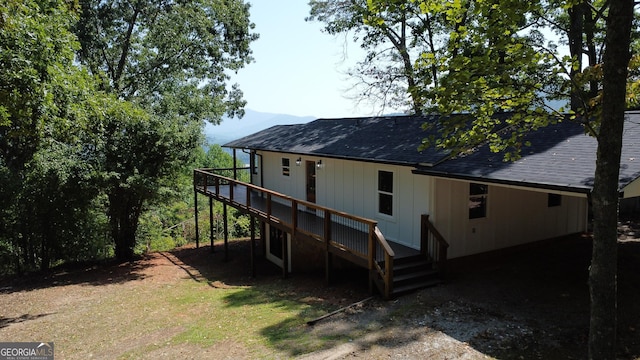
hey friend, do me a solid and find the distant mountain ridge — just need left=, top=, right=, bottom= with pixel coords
left=204, top=109, right=316, bottom=145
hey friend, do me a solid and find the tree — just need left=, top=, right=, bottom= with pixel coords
left=90, top=97, right=203, bottom=261
left=75, top=0, right=257, bottom=120
left=0, top=0, right=108, bottom=272
left=308, top=0, right=445, bottom=114
left=0, top=0, right=81, bottom=172
left=406, top=0, right=636, bottom=357
left=588, top=1, right=634, bottom=357
left=74, top=0, right=258, bottom=261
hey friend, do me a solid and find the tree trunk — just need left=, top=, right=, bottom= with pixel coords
left=109, top=190, right=143, bottom=262
left=568, top=3, right=584, bottom=111
left=588, top=0, right=633, bottom=358
left=40, top=216, right=52, bottom=271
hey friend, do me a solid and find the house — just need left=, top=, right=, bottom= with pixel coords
left=194, top=111, right=640, bottom=298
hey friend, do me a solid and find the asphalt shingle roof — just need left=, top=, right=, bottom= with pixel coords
left=224, top=112, right=640, bottom=193
left=225, top=115, right=450, bottom=165
left=416, top=112, right=640, bottom=193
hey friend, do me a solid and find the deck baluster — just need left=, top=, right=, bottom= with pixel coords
left=291, top=200, right=298, bottom=238
left=246, top=184, right=251, bottom=210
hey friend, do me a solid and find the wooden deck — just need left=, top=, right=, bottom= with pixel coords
left=193, top=169, right=448, bottom=299
left=204, top=184, right=420, bottom=259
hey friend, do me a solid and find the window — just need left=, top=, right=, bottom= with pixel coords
left=548, top=193, right=562, bottom=207
left=378, top=170, right=394, bottom=216
left=269, top=227, right=285, bottom=259
left=469, top=183, right=488, bottom=219
left=281, top=158, right=290, bottom=176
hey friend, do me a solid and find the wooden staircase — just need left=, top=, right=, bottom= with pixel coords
left=391, top=255, right=442, bottom=295
left=372, top=254, right=443, bottom=298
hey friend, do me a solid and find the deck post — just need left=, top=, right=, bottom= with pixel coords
left=282, top=230, right=288, bottom=279
left=223, top=203, right=229, bottom=262
left=250, top=215, right=256, bottom=278
left=368, top=225, right=375, bottom=295
left=266, top=193, right=272, bottom=220
left=421, top=214, right=429, bottom=256
left=324, top=210, right=332, bottom=285
left=194, top=188, right=199, bottom=249
left=209, top=197, right=214, bottom=252
left=261, top=222, right=266, bottom=257
left=233, top=149, right=237, bottom=180
left=325, top=252, right=333, bottom=286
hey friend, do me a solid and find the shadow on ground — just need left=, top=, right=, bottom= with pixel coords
left=0, top=313, right=55, bottom=330
left=4, top=230, right=636, bottom=359
left=169, top=234, right=640, bottom=359
left=0, top=258, right=152, bottom=294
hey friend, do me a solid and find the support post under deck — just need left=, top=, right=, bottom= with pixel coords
left=209, top=197, right=214, bottom=252
left=223, top=203, right=229, bottom=262
left=324, top=210, right=332, bottom=285
left=281, top=230, right=288, bottom=279
left=250, top=215, right=256, bottom=278
left=194, top=190, right=199, bottom=249
left=325, top=252, right=333, bottom=285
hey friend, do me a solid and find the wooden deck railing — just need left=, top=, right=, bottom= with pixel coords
left=194, top=169, right=396, bottom=295
left=421, top=214, right=449, bottom=275
left=371, top=226, right=395, bottom=299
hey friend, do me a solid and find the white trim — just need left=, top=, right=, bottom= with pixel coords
left=376, top=168, right=397, bottom=221
left=265, top=224, right=292, bottom=272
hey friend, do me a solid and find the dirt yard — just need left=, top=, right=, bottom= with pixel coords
left=1, top=225, right=639, bottom=359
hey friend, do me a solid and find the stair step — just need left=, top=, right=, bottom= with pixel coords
left=374, top=254, right=443, bottom=298
left=392, top=260, right=433, bottom=276
left=393, top=259, right=431, bottom=269
left=392, top=278, right=442, bottom=295
left=393, top=269, right=439, bottom=283
left=392, top=254, right=430, bottom=264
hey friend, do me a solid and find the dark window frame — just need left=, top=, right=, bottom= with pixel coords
left=548, top=193, right=562, bottom=207
left=281, top=157, right=290, bottom=177
left=469, top=183, right=488, bottom=219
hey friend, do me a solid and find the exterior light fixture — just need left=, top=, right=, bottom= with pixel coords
left=296, top=157, right=302, bottom=166
left=316, top=160, right=323, bottom=169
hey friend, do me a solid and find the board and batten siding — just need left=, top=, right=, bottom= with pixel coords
left=256, top=151, right=435, bottom=249
left=433, top=177, right=589, bottom=259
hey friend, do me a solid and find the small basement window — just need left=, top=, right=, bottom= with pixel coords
left=548, top=193, right=562, bottom=207
left=469, top=183, right=488, bottom=219
left=281, top=158, right=290, bottom=177
left=378, top=170, right=394, bottom=216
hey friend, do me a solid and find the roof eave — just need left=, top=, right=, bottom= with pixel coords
left=412, top=168, right=593, bottom=195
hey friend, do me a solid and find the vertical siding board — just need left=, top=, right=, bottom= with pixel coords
left=362, top=164, right=376, bottom=220
left=354, top=162, right=365, bottom=216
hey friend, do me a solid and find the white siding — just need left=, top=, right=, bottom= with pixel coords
left=433, top=178, right=589, bottom=258
left=255, top=151, right=589, bottom=257
left=622, top=177, right=640, bottom=198
left=255, top=151, right=434, bottom=249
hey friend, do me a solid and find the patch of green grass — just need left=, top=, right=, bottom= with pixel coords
left=146, top=279, right=342, bottom=357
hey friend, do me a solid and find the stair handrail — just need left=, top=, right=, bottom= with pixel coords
left=370, top=226, right=394, bottom=299
left=421, top=214, right=449, bottom=275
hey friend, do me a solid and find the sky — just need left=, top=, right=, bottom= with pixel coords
left=230, top=1, right=381, bottom=119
